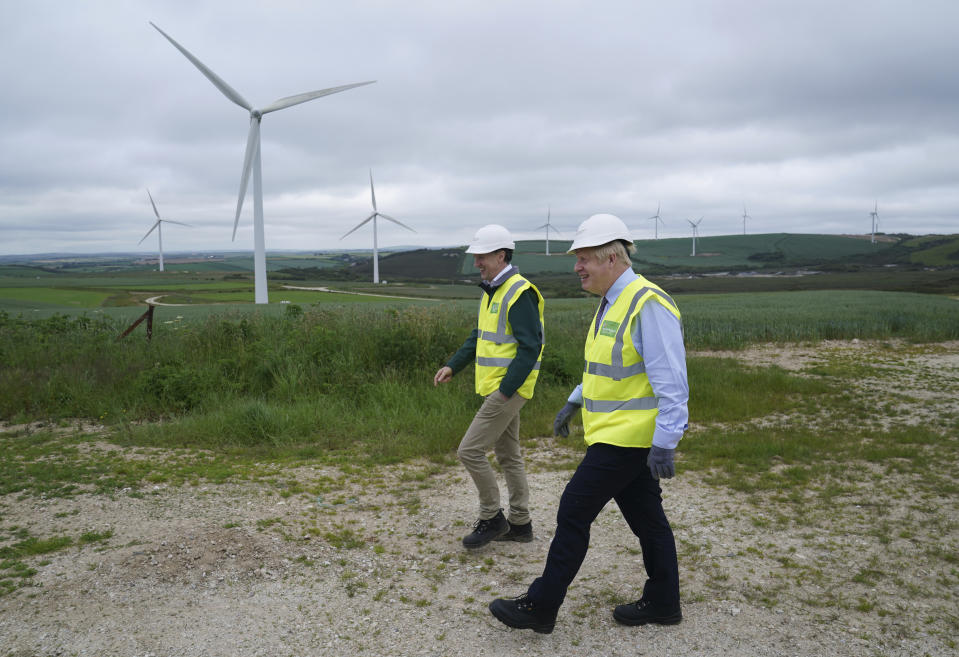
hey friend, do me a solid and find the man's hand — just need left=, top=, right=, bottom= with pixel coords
left=433, top=366, right=453, bottom=386
left=647, top=445, right=675, bottom=480
left=553, top=401, right=581, bottom=437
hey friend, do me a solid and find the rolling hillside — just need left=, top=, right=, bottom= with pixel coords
left=455, top=233, right=947, bottom=276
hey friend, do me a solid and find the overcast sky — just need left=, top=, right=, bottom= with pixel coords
left=1, top=0, right=957, bottom=256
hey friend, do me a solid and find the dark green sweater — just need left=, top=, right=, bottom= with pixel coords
left=446, top=286, right=541, bottom=398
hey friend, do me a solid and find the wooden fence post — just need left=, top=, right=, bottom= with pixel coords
left=117, top=304, right=156, bottom=341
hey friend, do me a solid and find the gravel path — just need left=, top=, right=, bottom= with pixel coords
left=2, top=341, right=956, bottom=656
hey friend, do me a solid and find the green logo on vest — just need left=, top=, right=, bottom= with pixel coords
left=599, top=320, right=619, bottom=337
left=490, top=302, right=500, bottom=314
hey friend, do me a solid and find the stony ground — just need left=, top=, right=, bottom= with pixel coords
left=1, top=341, right=957, bottom=657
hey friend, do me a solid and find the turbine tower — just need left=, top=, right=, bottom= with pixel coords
left=870, top=201, right=879, bottom=244
left=741, top=203, right=751, bottom=235
left=139, top=189, right=190, bottom=272
left=341, top=170, right=415, bottom=284
left=687, top=217, right=703, bottom=256
left=535, top=206, right=562, bottom=255
left=648, top=202, right=665, bottom=239
left=151, top=22, right=374, bottom=303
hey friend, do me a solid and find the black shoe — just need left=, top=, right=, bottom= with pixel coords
left=489, top=594, right=557, bottom=634
left=613, top=599, right=682, bottom=626
left=462, top=510, right=508, bottom=549
left=493, top=520, right=533, bottom=543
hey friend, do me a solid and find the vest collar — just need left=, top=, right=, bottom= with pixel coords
left=600, top=268, right=638, bottom=308
left=479, top=265, right=519, bottom=296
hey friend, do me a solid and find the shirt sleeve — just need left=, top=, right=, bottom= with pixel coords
left=499, top=288, right=542, bottom=397
left=633, top=299, right=689, bottom=449
left=568, top=384, right=584, bottom=405
left=446, top=328, right=479, bottom=375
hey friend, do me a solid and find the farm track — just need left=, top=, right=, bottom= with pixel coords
left=282, top=284, right=443, bottom=301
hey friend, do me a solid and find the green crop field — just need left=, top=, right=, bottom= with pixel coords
left=0, top=287, right=114, bottom=308
left=459, top=233, right=903, bottom=275
left=2, top=233, right=956, bottom=314
left=903, top=235, right=959, bottom=266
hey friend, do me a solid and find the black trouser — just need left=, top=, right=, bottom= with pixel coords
left=526, top=442, right=680, bottom=611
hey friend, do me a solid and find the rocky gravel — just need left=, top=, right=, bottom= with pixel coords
left=1, top=341, right=956, bottom=657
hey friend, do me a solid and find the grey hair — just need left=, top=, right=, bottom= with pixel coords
left=591, top=239, right=635, bottom=263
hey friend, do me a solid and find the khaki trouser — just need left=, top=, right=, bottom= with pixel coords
left=457, top=391, right=530, bottom=524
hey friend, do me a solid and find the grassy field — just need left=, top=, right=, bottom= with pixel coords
left=2, top=288, right=957, bottom=442
left=463, top=233, right=910, bottom=275
left=3, top=233, right=957, bottom=312
left=1, top=284, right=957, bottom=655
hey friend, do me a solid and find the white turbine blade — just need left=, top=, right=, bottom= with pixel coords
left=378, top=212, right=416, bottom=232
left=149, top=22, right=252, bottom=111
left=233, top=118, right=260, bottom=240
left=163, top=219, right=192, bottom=227
left=146, top=189, right=161, bottom=220
left=535, top=223, right=550, bottom=230
left=260, top=81, right=376, bottom=114
left=139, top=221, right=160, bottom=245
left=341, top=213, right=375, bottom=239
left=369, top=169, right=377, bottom=212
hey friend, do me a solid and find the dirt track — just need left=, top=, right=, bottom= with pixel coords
left=1, top=341, right=957, bottom=657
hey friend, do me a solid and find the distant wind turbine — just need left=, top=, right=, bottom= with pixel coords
left=535, top=206, right=562, bottom=255
left=870, top=201, right=879, bottom=244
left=341, top=170, right=415, bottom=284
left=741, top=203, right=751, bottom=235
left=150, top=22, right=375, bottom=304
left=139, top=189, right=190, bottom=272
left=687, top=217, right=703, bottom=256
left=648, top=202, right=665, bottom=239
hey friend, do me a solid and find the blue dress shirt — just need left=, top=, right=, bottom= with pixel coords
left=568, top=268, right=689, bottom=449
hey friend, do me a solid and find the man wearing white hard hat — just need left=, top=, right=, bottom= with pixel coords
left=490, top=213, right=688, bottom=634
left=434, top=224, right=546, bottom=549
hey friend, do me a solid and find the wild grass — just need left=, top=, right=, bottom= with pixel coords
left=1, top=289, right=956, bottom=443
left=2, top=292, right=955, bottom=649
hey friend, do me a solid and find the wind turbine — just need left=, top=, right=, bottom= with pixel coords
left=139, top=189, right=190, bottom=272
left=870, top=201, right=879, bottom=244
left=535, top=206, right=562, bottom=255
left=687, top=217, right=703, bottom=256
left=341, top=170, right=415, bottom=284
left=741, top=203, right=751, bottom=235
left=150, top=22, right=374, bottom=304
left=648, top=202, right=665, bottom=239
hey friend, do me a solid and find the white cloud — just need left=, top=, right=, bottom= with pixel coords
left=1, top=0, right=957, bottom=256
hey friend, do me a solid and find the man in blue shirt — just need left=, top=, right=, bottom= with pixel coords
left=489, top=213, right=689, bottom=634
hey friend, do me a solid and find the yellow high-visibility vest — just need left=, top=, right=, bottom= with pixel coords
left=475, top=273, right=545, bottom=399
left=581, top=275, right=681, bottom=447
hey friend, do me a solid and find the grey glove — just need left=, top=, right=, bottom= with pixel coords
left=553, top=401, right=581, bottom=437
left=647, top=445, right=675, bottom=480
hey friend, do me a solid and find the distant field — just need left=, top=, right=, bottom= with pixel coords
left=631, top=233, right=896, bottom=268
left=460, top=233, right=903, bottom=274
left=903, top=235, right=959, bottom=266
left=3, top=234, right=957, bottom=309
left=0, top=287, right=113, bottom=307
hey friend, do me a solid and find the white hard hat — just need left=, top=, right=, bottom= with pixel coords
left=568, top=213, right=633, bottom=252
left=465, top=224, right=515, bottom=254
